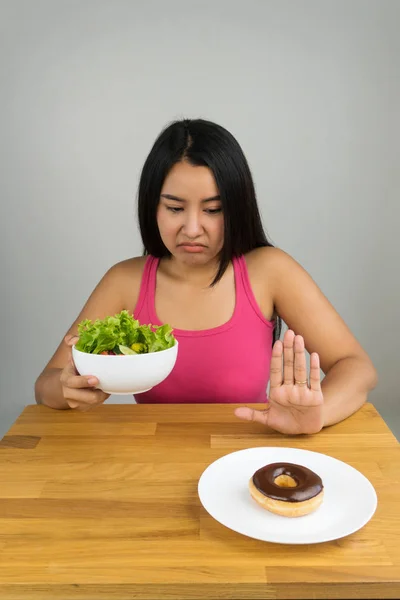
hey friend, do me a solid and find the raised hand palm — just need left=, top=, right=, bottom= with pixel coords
left=235, top=330, right=324, bottom=435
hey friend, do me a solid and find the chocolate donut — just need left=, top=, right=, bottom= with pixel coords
left=249, top=462, right=324, bottom=517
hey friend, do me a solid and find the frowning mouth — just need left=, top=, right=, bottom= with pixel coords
left=177, top=243, right=207, bottom=253
left=177, top=243, right=206, bottom=247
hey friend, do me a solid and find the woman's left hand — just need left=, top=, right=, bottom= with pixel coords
left=235, top=329, right=324, bottom=435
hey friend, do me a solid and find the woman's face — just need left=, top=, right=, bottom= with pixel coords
left=157, top=161, right=224, bottom=265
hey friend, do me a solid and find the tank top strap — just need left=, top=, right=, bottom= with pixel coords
left=133, top=255, right=159, bottom=318
left=231, top=255, right=248, bottom=313
left=234, top=254, right=274, bottom=326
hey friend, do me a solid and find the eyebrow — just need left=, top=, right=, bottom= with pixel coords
left=160, top=193, right=221, bottom=204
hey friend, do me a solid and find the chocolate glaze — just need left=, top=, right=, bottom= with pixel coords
left=252, top=462, right=323, bottom=503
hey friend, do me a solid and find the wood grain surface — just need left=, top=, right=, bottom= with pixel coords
left=0, top=402, right=399, bottom=599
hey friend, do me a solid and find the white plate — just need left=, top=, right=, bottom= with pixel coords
left=198, top=447, right=377, bottom=544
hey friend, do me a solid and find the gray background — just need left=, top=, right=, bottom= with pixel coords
left=1, top=0, right=399, bottom=438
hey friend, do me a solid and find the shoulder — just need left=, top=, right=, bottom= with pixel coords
left=107, top=255, right=148, bottom=281
left=244, top=247, right=375, bottom=375
left=42, top=256, right=150, bottom=371
left=244, top=246, right=320, bottom=319
left=244, top=246, right=302, bottom=286
left=245, top=245, right=297, bottom=267
left=98, top=255, right=149, bottom=308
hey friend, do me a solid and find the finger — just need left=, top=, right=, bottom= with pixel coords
left=67, top=400, right=79, bottom=409
left=234, top=406, right=271, bottom=426
left=67, top=399, right=94, bottom=412
left=62, top=371, right=99, bottom=389
left=65, top=388, right=106, bottom=406
left=294, top=335, right=308, bottom=385
left=269, top=340, right=283, bottom=389
left=283, top=329, right=295, bottom=384
left=60, top=346, right=99, bottom=388
left=64, top=388, right=99, bottom=403
left=61, top=357, right=77, bottom=377
left=67, top=391, right=108, bottom=411
left=61, top=339, right=79, bottom=376
left=64, top=334, right=79, bottom=347
left=60, top=358, right=98, bottom=388
left=309, top=352, right=322, bottom=392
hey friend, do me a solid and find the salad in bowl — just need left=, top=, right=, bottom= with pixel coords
left=72, top=310, right=178, bottom=395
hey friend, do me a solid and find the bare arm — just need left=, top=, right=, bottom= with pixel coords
left=35, top=367, right=71, bottom=410
left=269, top=248, right=378, bottom=426
left=35, top=258, right=144, bottom=410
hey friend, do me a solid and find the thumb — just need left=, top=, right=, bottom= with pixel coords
left=64, top=335, right=79, bottom=370
left=64, top=334, right=79, bottom=347
left=63, top=335, right=79, bottom=374
left=234, top=406, right=271, bottom=426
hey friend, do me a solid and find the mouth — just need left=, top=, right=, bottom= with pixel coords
left=178, top=243, right=206, bottom=247
left=177, top=243, right=207, bottom=253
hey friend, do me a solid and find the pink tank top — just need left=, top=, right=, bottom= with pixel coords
left=133, top=255, right=275, bottom=404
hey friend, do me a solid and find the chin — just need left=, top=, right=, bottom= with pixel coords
left=180, top=253, right=209, bottom=262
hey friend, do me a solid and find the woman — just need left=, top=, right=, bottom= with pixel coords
left=34, top=118, right=377, bottom=435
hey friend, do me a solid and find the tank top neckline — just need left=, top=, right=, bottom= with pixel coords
left=134, top=254, right=275, bottom=338
left=145, top=255, right=243, bottom=337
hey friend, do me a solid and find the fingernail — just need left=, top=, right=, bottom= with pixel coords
left=88, top=377, right=97, bottom=385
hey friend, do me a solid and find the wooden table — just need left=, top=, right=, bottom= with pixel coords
left=0, top=402, right=399, bottom=600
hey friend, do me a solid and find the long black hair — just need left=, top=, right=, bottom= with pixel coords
left=137, top=118, right=281, bottom=341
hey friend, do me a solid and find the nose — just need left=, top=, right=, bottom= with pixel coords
left=181, top=210, right=204, bottom=238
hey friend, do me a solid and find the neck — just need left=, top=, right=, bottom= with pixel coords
left=160, top=255, right=222, bottom=287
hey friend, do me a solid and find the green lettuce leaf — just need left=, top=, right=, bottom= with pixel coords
left=75, top=310, right=176, bottom=355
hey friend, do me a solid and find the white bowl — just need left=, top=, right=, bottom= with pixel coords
left=72, top=341, right=178, bottom=395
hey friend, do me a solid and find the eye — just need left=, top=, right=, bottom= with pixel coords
left=166, top=206, right=183, bottom=213
left=205, top=208, right=222, bottom=214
